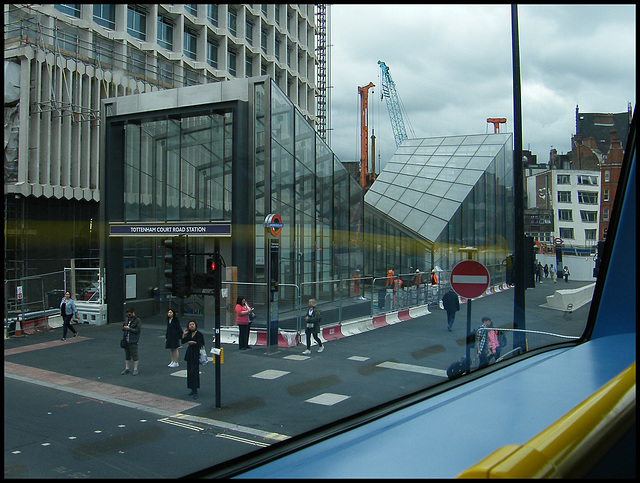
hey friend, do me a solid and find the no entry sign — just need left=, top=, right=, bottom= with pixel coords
left=450, top=260, right=490, bottom=299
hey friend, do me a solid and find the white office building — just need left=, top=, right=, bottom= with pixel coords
left=526, top=169, right=601, bottom=252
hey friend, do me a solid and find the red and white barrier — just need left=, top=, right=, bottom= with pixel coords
left=217, top=285, right=510, bottom=348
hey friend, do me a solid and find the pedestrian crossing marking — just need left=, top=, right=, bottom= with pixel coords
left=252, top=369, right=290, bottom=380
left=284, top=354, right=309, bottom=361
left=305, top=393, right=350, bottom=406
left=377, top=361, right=447, bottom=378
left=348, top=356, right=370, bottom=361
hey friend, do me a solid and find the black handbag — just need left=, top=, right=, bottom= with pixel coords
left=249, top=311, right=256, bottom=322
left=120, top=337, right=127, bottom=348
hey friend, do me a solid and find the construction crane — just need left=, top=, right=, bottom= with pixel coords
left=358, top=82, right=376, bottom=190
left=378, top=60, right=413, bottom=148
left=487, top=118, right=507, bottom=133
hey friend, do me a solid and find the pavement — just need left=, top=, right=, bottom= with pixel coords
left=4, top=278, right=591, bottom=443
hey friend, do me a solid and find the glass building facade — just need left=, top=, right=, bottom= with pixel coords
left=101, top=77, right=376, bottom=321
left=365, top=134, right=514, bottom=281
left=101, top=78, right=513, bottom=323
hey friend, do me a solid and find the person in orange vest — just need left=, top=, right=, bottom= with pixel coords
left=413, top=269, right=422, bottom=287
left=385, top=268, right=395, bottom=288
left=430, top=269, right=438, bottom=286
left=353, top=269, right=361, bottom=296
left=429, top=269, right=439, bottom=305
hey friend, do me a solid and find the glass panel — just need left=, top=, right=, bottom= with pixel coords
left=467, top=156, right=493, bottom=170
left=166, top=119, right=180, bottom=220
left=419, top=137, right=445, bottom=146
left=295, top=110, right=315, bottom=170
left=436, top=167, right=462, bottom=182
left=127, top=6, right=146, bottom=41
left=432, top=198, right=459, bottom=221
left=427, top=179, right=451, bottom=197
left=409, top=176, right=433, bottom=192
left=394, top=173, right=415, bottom=188
left=456, top=169, right=483, bottom=186
left=434, top=144, right=458, bottom=155
left=389, top=202, right=412, bottom=223
left=124, top=122, right=141, bottom=221
left=418, top=165, right=442, bottom=179
left=271, top=81, right=294, bottom=156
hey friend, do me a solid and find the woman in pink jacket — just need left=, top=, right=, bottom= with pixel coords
left=235, top=296, right=254, bottom=350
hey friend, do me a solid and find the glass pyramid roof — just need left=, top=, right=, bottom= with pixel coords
left=365, top=133, right=511, bottom=242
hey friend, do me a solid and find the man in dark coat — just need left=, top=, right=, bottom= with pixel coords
left=442, top=288, right=460, bottom=332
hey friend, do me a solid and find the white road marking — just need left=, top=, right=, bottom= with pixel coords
left=158, top=417, right=204, bottom=432
left=348, top=356, right=370, bottom=361
left=215, top=433, right=270, bottom=447
left=305, top=393, right=350, bottom=406
left=252, top=369, right=290, bottom=380
left=377, top=361, right=448, bottom=378
left=284, top=355, right=309, bottom=361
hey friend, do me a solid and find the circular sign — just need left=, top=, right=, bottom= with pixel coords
left=554, top=238, right=563, bottom=246
left=450, top=260, right=490, bottom=299
left=265, top=214, right=283, bottom=237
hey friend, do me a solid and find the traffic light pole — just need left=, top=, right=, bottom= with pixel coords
left=213, top=238, right=221, bottom=408
left=512, top=5, right=527, bottom=353
left=459, top=248, right=478, bottom=373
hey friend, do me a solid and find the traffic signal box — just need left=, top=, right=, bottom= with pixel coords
left=192, top=253, right=221, bottom=290
left=164, top=236, right=190, bottom=298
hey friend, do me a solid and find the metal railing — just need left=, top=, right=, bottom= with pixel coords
left=4, top=266, right=103, bottom=335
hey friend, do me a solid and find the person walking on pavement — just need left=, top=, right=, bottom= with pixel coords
left=121, top=307, right=141, bottom=375
left=181, top=320, right=205, bottom=399
left=476, top=316, right=496, bottom=369
left=303, top=298, right=324, bottom=355
left=441, top=288, right=460, bottom=332
left=563, top=266, right=570, bottom=283
left=59, top=291, right=79, bottom=341
left=235, top=296, right=254, bottom=350
left=550, top=264, right=557, bottom=283
left=165, top=309, right=182, bottom=367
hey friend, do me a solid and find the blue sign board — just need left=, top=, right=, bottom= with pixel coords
left=109, top=223, right=232, bottom=237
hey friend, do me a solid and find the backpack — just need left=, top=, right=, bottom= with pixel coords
left=446, top=356, right=470, bottom=380
left=498, top=330, right=507, bottom=347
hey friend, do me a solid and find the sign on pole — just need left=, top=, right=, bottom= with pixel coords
left=450, top=260, right=490, bottom=299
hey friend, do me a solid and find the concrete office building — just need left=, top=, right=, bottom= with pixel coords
left=4, top=4, right=325, bottom=288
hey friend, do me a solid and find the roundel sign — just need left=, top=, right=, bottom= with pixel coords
left=265, top=213, right=283, bottom=237
left=450, top=260, right=490, bottom=299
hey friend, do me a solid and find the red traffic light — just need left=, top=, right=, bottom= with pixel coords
left=207, top=258, right=216, bottom=273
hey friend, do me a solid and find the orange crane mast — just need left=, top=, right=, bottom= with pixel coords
left=359, top=82, right=375, bottom=190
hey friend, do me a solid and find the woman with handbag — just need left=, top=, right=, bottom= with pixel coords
left=235, top=296, right=254, bottom=350
left=181, top=320, right=205, bottom=399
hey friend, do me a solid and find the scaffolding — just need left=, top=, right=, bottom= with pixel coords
left=315, top=4, right=329, bottom=144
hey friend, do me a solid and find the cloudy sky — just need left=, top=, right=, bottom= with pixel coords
left=326, top=4, right=636, bottom=170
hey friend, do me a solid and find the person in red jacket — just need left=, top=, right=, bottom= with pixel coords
left=235, top=296, right=254, bottom=350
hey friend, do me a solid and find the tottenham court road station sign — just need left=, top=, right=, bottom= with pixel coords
left=450, top=260, right=490, bottom=299
left=109, top=223, right=232, bottom=237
